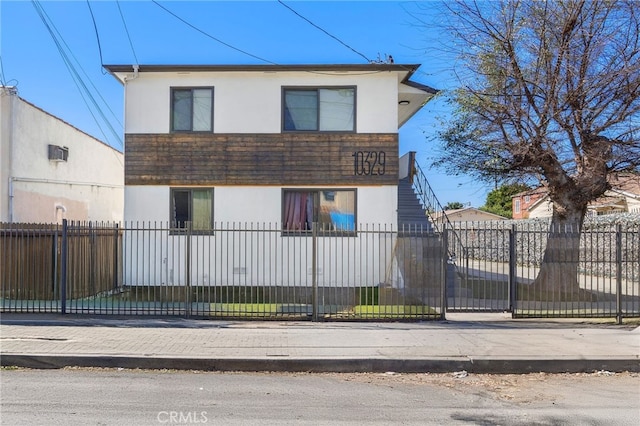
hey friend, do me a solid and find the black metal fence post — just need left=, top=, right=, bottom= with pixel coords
left=113, top=223, right=119, bottom=291
left=509, top=224, right=517, bottom=316
left=52, top=225, right=59, bottom=308
left=441, top=228, right=448, bottom=320
left=616, top=224, right=623, bottom=325
left=311, top=223, right=318, bottom=322
left=185, top=221, right=192, bottom=318
left=89, top=221, right=95, bottom=296
left=60, top=219, right=68, bottom=314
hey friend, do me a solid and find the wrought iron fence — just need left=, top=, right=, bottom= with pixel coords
left=1, top=221, right=444, bottom=320
left=2, top=220, right=638, bottom=321
left=446, top=220, right=640, bottom=320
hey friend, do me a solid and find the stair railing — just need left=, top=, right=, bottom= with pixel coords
left=410, top=159, right=467, bottom=265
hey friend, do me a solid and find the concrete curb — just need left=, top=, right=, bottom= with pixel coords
left=2, top=354, right=638, bottom=374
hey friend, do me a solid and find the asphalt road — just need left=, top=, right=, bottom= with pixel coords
left=1, top=368, right=638, bottom=425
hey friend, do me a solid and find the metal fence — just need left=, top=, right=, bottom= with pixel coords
left=1, top=221, right=444, bottom=321
left=2, top=220, right=638, bottom=321
left=446, top=220, right=640, bottom=320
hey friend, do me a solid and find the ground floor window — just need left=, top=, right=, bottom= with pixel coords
left=170, top=188, right=213, bottom=232
left=283, top=189, right=356, bottom=233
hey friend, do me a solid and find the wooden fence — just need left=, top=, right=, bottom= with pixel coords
left=0, top=222, right=121, bottom=301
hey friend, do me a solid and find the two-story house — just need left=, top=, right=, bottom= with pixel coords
left=105, top=64, right=437, bottom=294
left=106, top=64, right=435, bottom=226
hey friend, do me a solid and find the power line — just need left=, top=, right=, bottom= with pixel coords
left=0, top=55, right=19, bottom=89
left=50, top=9, right=123, bottom=129
left=0, top=55, right=7, bottom=86
left=151, top=0, right=278, bottom=65
left=31, top=0, right=123, bottom=149
left=84, top=1, right=124, bottom=128
left=33, top=0, right=110, bottom=144
left=85, top=0, right=104, bottom=68
left=116, top=0, right=139, bottom=66
left=277, top=0, right=371, bottom=63
left=37, top=1, right=123, bottom=128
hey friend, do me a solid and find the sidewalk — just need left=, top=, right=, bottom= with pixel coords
left=1, top=313, right=638, bottom=374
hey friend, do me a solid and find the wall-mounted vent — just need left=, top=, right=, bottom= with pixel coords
left=48, top=145, right=69, bottom=162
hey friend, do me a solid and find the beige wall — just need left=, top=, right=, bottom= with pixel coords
left=0, top=89, right=124, bottom=223
left=527, top=199, right=553, bottom=219
left=447, top=209, right=506, bottom=222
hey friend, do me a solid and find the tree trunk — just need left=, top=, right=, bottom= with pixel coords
left=531, top=207, right=592, bottom=300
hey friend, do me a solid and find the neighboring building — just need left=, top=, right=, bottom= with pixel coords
left=511, top=188, right=546, bottom=219
left=432, top=207, right=507, bottom=224
left=512, top=174, right=640, bottom=219
left=586, top=173, right=640, bottom=215
left=0, top=86, right=124, bottom=223
left=105, top=63, right=437, bottom=287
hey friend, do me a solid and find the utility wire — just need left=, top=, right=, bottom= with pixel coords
left=33, top=0, right=110, bottom=144
left=37, top=1, right=123, bottom=130
left=116, top=0, right=139, bottom=65
left=0, top=55, right=7, bottom=86
left=85, top=0, right=104, bottom=70
left=55, top=4, right=123, bottom=128
left=277, top=0, right=371, bottom=63
left=151, top=0, right=278, bottom=65
left=31, top=0, right=123, bottom=149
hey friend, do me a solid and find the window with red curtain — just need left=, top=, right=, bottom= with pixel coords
left=283, top=189, right=355, bottom=233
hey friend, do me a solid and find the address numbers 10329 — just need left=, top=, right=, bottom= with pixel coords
left=352, top=151, right=386, bottom=176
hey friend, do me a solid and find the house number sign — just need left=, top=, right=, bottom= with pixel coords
left=352, top=151, right=386, bottom=175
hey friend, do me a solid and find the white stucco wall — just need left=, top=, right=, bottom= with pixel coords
left=125, top=185, right=397, bottom=226
left=121, top=70, right=399, bottom=134
left=0, top=92, right=124, bottom=223
left=123, top=185, right=397, bottom=287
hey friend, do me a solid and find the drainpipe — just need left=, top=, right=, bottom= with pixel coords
left=6, top=88, right=17, bottom=222
left=8, top=177, right=14, bottom=222
left=55, top=204, right=67, bottom=222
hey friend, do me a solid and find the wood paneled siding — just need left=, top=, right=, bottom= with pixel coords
left=125, top=133, right=398, bottom=186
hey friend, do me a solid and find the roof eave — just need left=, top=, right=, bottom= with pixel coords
left=103, top=63, right=424, bottom=74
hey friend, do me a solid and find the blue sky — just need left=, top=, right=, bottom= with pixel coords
left=1, top=0, right=491, bottom=207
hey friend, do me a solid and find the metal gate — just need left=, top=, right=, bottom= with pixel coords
left=445, top=226, right=512, bottom=312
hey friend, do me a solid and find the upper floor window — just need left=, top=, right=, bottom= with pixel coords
left=283, top=87, right=355, bottom=132
left=514, top=199, right=521, bottom=214
left=171, top=88, right=213, bottom=132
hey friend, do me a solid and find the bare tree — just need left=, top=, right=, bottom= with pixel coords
left=430, top=0, right=640, bottom=293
